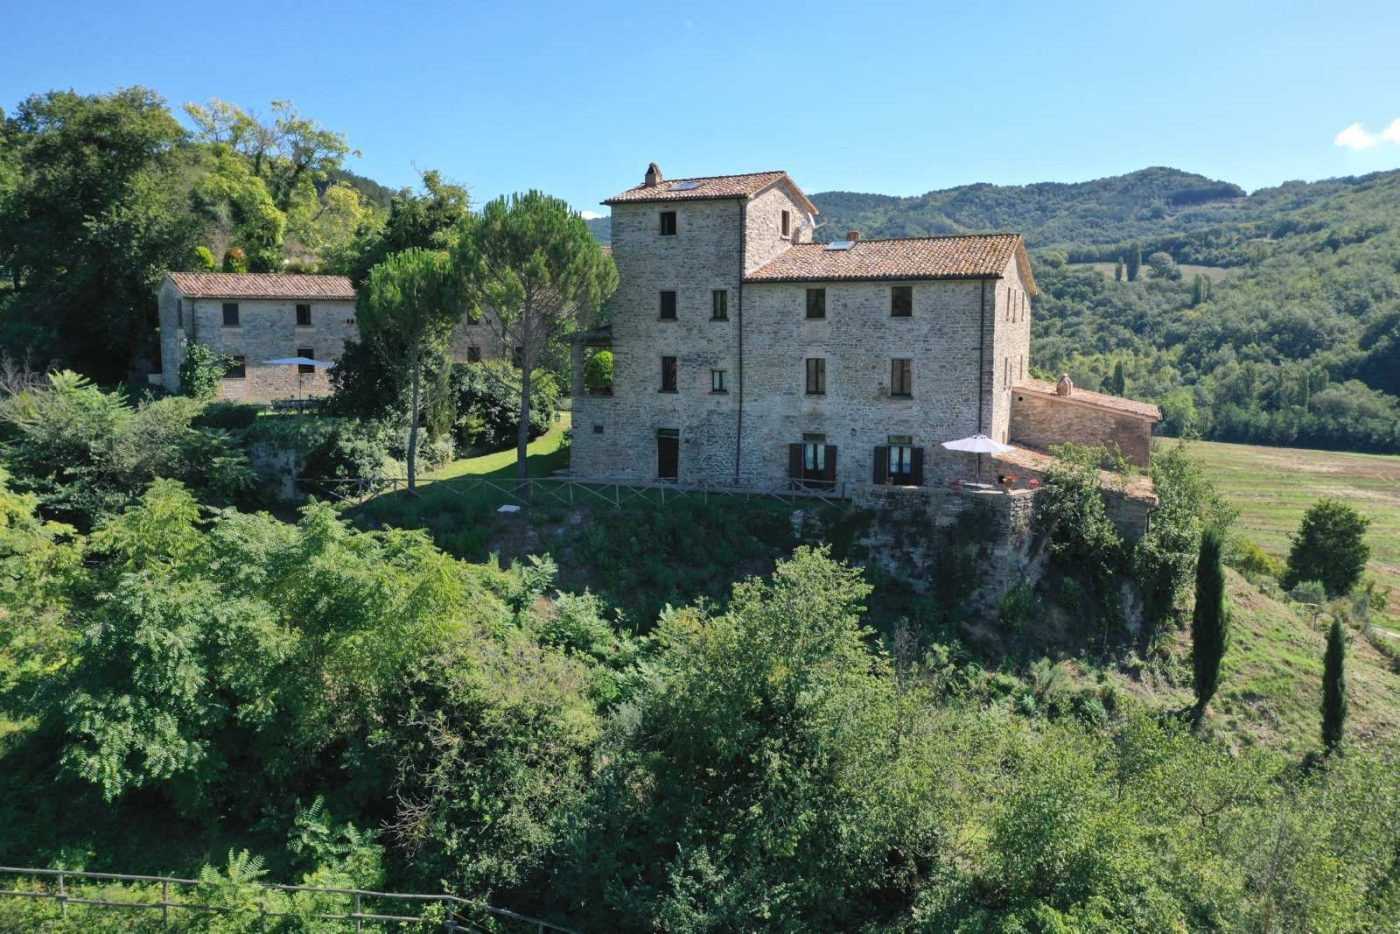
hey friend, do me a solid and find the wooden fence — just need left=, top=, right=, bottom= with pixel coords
left=0, top=865, right=576, bottom=932
left=301, top=475, right=851, bottom=509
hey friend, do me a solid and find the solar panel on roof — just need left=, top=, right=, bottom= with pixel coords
left=669, top=180, right=701, bottom=191
left=824, top=240, right=855, bottom=251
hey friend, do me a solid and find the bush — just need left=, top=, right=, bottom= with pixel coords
left=222, top=247, right=248, bottom=273
left=1227, top=535, right=1284, bottom=582
left=583, top=349, right=613, bottom=393
left=177, top=340, right=233, bottom=400
left=1282, top=498, right=1371, bottom=597
left=193, top=245, right=217, bottom=271
left=449, top=361, right=558, bottom=452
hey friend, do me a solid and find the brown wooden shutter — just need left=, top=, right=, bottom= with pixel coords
left=873, top=445, right=889, bottom=483
left=788, top=443, right=803, bottom=479
left=911, top=447, right=925, bottom=486
left=824, top=445, right=838, bottom=483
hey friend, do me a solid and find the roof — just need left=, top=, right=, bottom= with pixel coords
left=603, top=170, right=817, bottom=214
left=1014, top=378, right=1162, bottom=421
left=166, top=272, right=356, bottom=301
left=744, top=233, right=1037, bottom=293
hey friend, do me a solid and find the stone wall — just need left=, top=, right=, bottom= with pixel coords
left=990, top=256, right=1033, bottom=444
left=158, top=281, right=357, bottom=403
left=1009, top=390, right=1154, bottom=467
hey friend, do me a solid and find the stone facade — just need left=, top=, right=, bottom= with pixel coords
left=570, top=168, right=1033, bottom=492
left=158, top=275, right=509, bottom=404
left=157, top=278, right=357, bottom=402
left=1009, top=388, right=1156, bottom=466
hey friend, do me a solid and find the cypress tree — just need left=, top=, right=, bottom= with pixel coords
left=1191, top=274, right=1204, bottom=306
left=1192, top=525, right=1230, bottom=717
left=1322, top=618, right=1348, bottom=754
left=1110, top=361, right=1126, bottom=396
left=1126, top=245, right=1141, bottom=282
left=1114, top=260, right=1124, bottom=282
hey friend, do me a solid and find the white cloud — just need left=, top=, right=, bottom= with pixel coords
left=1382, top=118, right=1400, bottom=144
left=1335, top=122, right=1379, bottom=150
left=580, top=210, right=604, bottom=220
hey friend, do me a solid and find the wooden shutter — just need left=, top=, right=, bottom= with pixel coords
left=911, top=447, right=925, bottom=486
left=788, top=443, right=803, bottom=479
left=873, top=445, right=889, bottom=483
left=824, top=445, right=838, bottom=483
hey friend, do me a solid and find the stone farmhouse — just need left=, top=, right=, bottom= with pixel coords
left=570, top=163, right=1161, bottom=494
left=157, top=272, right=506, bottom=403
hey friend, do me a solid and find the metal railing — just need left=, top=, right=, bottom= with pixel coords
left=0, top=865, right=576, bottom=932
left=300, top=475, right=851, bottom=509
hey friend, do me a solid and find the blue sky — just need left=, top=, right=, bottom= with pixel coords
left=4, top=0, right=1400, bottom=215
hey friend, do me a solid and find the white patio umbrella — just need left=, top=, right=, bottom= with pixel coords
left=941, top=433, right=1015, bottom=482
left=262, top=357, right=336, bottom=402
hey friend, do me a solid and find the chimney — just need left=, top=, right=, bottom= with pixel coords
left=1056, top=374, right=1074, bottom=397
left=643, top=162, right=663, bottom=188
left=846, top=229, right=860, bottom=241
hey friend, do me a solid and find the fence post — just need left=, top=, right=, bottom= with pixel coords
left=58, top=871, right=66, bottom=919
left=163, top=878, right=170, bottom=925
left=354, top=891, right=362, bottom=933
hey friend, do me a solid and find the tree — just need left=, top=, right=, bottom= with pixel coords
left=454, top=192, right=616, bottom=479
left=1282, top=499, right=1371, bottom=597
left=177, top=339, right=233, bottom=400
left=1114, top=259, right=1124, bottom=282
left=1191, top=525, right=1230, bottom=717
left=0, top=88, right=198, bottom=379
left=356, top=248, right=461, bottom=492
left=1110, top=360, right=1126, bottom=396
left=1125, top=245, right=1141, bottom=282
left=1321, top=618, right=1348, bottom=754
left=1146, top=250, right=1179, bottom=279
left=339, top=170, right=469, bottom=286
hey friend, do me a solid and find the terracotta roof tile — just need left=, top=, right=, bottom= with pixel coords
left=744, top=234, right=1032, bottom=288
left=167, top=272, right=356, bottom=301
left=1014, top=378, right=1162, bottom=421
left=604, top=171, right=795, bottom=206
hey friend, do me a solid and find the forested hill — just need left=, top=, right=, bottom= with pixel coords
left=808, top=166, right=1388, bottom=248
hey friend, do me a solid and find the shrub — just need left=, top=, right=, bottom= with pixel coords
left=583, top=349, right=613, bottom=392
left=1227, top=535, right=1284, bottom=582
left=193, top=245, right=217, bottom=271
left=450, top=361, right=558, bottom=452
left=177, top=339, right=234, bottom=400
left=1282, top=498, right=1371, bottom=597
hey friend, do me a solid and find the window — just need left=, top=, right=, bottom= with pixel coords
left=874, top=435, right=922, bottom=486
left=659, top=211, right=677, bottom=236
left=711, top=368, right=727, bottom=393
left=712, top=289, right=728, bottom=320
left=176, top=299, right=184, bottom=329
left=890, top=286, right=912, bottom=317
left=803, top=433, right=826, bottom=473
left=467, top=345, right=481, bottom=363
left=1004, top=357, right=1011, bottom=389
left=1019, top=355, right=1024, bottom=380
left=805, top=288, right=826, bottom=319
left=297, top=348, right=315, bottom=374
left=296, top=303, right=311, bottom=327
left=660, top=355, right=678, bottom=392
left=593, top=423, right=604, bottom=434
left=805, top=357, right=826, bottom=395
left=224, top=355, right=246, bottom=379
left=781, top=210, right=791, bottom=237
left=788, top=432, right=836, bottom=488
left=222, top=302, right=240, bottom=327
left=890, top=358, right=912, bottom=397
left=659, top=290, right=677, bottom=320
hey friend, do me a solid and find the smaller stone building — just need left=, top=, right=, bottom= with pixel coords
left=158, top=273, right=358, bottom=403
left=1009, top=376, right=1161, bottom=467
left=158, top=272, right=511, bottom=403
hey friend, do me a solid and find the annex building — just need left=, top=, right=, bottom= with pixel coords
left=157, top=272, right=504, bottom=403
left=570, top=163, right=1161, bottom=493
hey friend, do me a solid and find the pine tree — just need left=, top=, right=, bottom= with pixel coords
left=1192, top=525, right=1230, bottom=717
left=1322, top=618, right=1348, bottom=754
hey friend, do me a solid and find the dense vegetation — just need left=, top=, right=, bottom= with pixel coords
left=813, top=168, right=1400, bottom=452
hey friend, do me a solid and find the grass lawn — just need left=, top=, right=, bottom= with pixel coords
left=1181, top=439, right=1400, bottom=618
